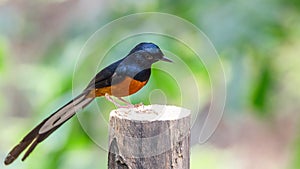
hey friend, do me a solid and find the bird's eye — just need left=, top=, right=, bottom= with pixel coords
left=146, top=55, right=153, bottom=60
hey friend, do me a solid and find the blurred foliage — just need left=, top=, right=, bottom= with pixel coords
left=250, top=57, right=275, bottom=116
left=290, top=133, right=300, bottom=169
left=0, top=36, right=7, bottom=74
left=0, top=0, right=300, bottom=169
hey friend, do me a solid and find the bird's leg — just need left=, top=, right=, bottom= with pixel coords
left=117, top=97, right=144, bottom=108
left=105, top=94, right=136, bottom=108
left=105, top=94, right=143, bottom=108
left=105, top=93, right=123, bottom=108
left=116, top=97, right=132, bottom=105
left=116, top=97, right=137, bottom=108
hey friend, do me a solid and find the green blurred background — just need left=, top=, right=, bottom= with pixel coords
left=1, top=0, right=300, bottom=169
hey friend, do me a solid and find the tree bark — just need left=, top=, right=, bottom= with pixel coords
left=108, top=104, right=191, bottom=169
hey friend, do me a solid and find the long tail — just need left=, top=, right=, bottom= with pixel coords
left=4, top=92, right=94, bottom=165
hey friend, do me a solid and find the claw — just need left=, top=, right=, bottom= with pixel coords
left=134, top=102, right=144, bottom=108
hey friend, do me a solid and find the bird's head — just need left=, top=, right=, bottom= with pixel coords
left=128, top=42, right=173, bottom=65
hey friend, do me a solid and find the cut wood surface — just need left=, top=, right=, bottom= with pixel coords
left=108, top=104, right=191, bottom=169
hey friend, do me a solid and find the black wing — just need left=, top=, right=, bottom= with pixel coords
left=84, top=58, right=125, bottom=91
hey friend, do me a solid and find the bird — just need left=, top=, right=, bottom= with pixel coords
left=4, top=42, right=172, bottom=165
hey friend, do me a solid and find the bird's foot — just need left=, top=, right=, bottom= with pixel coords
left=134, top=102, right=144, bottom=108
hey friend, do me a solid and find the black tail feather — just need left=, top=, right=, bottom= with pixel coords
left=4, top=92, right=94, bottom=165
left=21, top=138, right=38, bottom=162
left=4, top=117, right=48, bottom=165
left=20, top=120, right=65, bottom=162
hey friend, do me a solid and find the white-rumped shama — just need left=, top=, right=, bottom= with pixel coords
left=4, top=42, right=172, bottom=165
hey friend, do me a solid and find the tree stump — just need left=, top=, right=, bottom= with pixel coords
left=108, top=104, right=191, bottom=169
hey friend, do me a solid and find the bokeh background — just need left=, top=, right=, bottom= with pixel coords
left=1, top=0, right=300, bottom=169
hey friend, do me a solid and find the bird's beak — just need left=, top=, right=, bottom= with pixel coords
left=160, top=56, right=173, bottom=63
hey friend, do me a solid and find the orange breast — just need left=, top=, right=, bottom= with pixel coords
left=88, top=77, right=147, bottom=98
